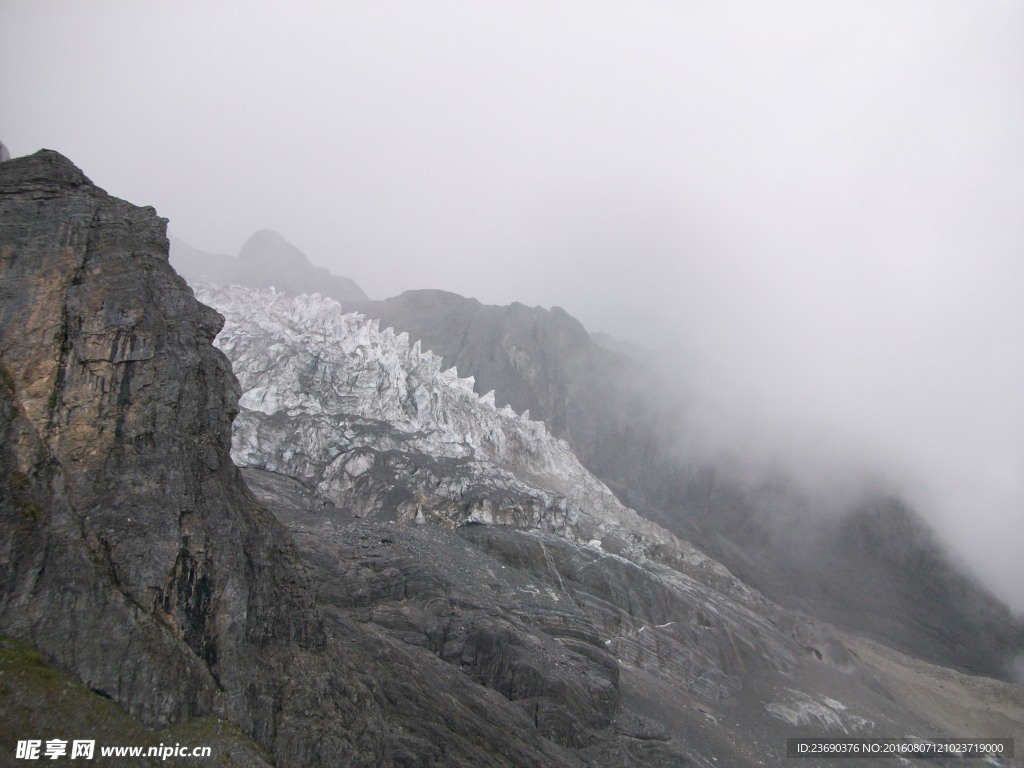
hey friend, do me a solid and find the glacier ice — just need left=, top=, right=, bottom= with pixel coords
left=196, top=283, right=734, bottom=572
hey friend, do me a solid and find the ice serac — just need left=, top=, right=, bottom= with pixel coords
left=202, top=283, right=806, bottom=691
left=198, top=283, right=720, bottom=558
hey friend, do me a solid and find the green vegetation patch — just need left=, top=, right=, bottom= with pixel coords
left=0, top=361, right=14, bottom=397
left=9, top=472, right=44, bottom=525
left=0, top=636, right=271, bottom=767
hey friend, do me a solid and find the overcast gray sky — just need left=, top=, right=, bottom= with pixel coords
left=2, top=0, right=1022, bottom=610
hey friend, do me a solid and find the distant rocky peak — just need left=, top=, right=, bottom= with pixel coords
left=170, top=229, right=368, bottom=304
left=238, top=228, right=313, bottom=270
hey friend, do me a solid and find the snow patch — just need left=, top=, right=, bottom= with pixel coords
left=766, top=689, right=873, bottom=733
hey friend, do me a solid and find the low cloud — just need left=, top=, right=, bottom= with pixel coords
left=2, top=0, right=1021, bottom=608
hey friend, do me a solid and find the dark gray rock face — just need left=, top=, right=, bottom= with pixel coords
left=670, top=468, right=1024, bottom=681
left=169, top=229, right=367, bottom=304
left=0, top=150, right=391, bottom=764
left=342, top=289, right=1024, bottom=681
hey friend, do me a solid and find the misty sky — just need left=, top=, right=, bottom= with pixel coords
left=2, top=1, right=1022, bottom=610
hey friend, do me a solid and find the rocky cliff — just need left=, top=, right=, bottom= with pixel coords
left=0, top=150, right=394, bottom=764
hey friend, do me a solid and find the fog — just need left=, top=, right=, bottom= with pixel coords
left=2, top=1, right=1022, bottom=610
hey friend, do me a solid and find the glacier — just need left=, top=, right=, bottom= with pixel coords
left=196, top=283, right=729, bottom=573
